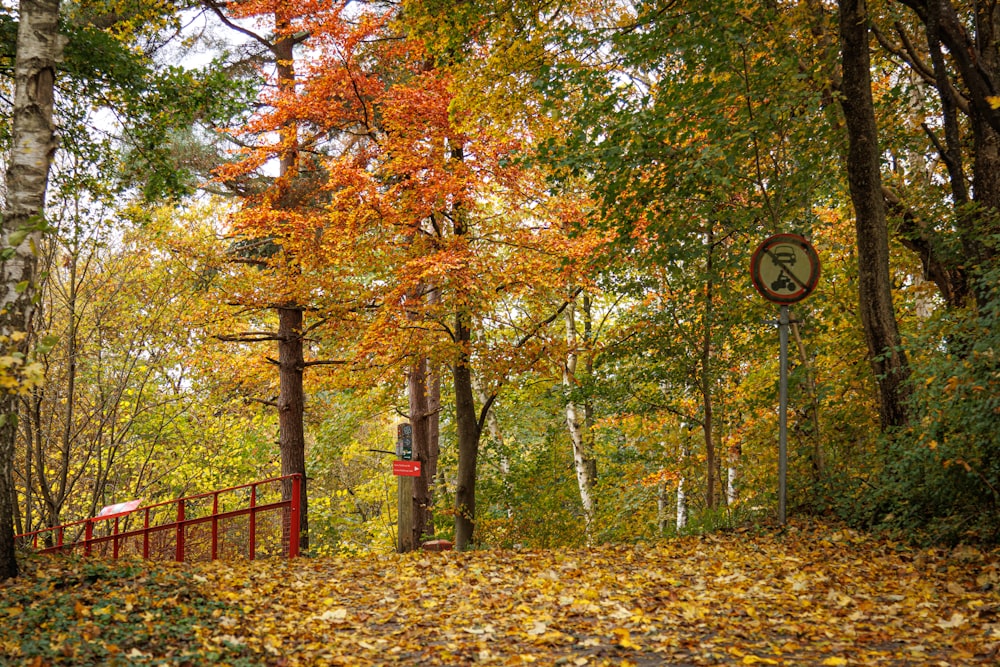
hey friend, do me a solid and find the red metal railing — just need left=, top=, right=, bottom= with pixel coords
left=16, top=474, right=301, bottom=562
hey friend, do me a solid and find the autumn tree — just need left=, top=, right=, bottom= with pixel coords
left=838, top=0, right=912, bottom=430
left=12, top=202, right=277, bottom=537
left=201, top=0, right=325, bottom=552
left=0, top=0, right=62, bottom=581
left=209, top=0, right=607, bottom=550
left=849, top=0, right=1000, bottom=538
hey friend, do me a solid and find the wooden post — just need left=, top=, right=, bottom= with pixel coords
left=289, top=474, right=301, bottom=558
left=397, top=475, right=415, bottom=553
left=175, top=500, right=185, bottom=562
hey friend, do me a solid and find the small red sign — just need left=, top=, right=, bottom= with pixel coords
left=392, top=460, right=422, bottom=477
left=97, top=499, right=143, bottom=519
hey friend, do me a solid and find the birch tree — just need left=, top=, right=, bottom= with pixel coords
left=563, top=295, right=597, bottom=540
left=1, top=0, right=62, bottom=580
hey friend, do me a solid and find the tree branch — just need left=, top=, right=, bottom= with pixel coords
left=301, top=359, right=347, bottom=367
left=474, top=287, right=585, bottom=435
left=248, top=397, right=278, bottom=408
left=215, top=331, right=281, bottom=342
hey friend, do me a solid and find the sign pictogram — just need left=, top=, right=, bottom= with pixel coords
left=750, top=233, right=821, bottom=304
left=396, top=423, right=413, bottom=461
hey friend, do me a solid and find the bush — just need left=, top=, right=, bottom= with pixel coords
left=859, top=266, right=1000, bottom=545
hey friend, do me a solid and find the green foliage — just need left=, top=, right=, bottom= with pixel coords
left=307, top=389, right=399, bottom=556
left=860, top=263, right=1000, bottom=545
left=119, top=62, right=258, bottom=200
left=3, top=555, right=250, bottom=665
left=481, top=441, right=586, bottom=549
left=474, top=390, right=587, bottom=549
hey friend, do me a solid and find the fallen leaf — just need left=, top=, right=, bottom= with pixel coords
left=938, top=612, right=967, bottom=629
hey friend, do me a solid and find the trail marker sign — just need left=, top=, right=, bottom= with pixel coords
left=396, top=423, right=413, bottom=460
left=750, top=233, right=821, bottom=304
left=393, top=460, right=421, bottom=477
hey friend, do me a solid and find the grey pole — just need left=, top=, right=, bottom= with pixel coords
left=778, top=305, right=789, bottom=525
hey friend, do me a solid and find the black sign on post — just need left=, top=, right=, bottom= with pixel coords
left=397, top=423, right=413, bottom=461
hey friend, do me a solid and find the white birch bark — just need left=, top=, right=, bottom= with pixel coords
left=1, top=0, right=64, bottom=580
left=676, top=472, right=687, bottom=531
left=727, top=462, right=738, bottom=507
left=564, top=301, right=595, bottom=541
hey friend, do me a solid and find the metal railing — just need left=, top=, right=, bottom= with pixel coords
left=16, top=474, right=301, bottom=562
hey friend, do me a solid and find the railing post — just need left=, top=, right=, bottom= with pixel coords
left=289, top=474, right=301, bottom=559
left=211, top=492, right=219, bottom=561
left=84, top=521, right=93, bottom=557
left=113, top=517, right=120, bottom=559
left=56, top=526, right=63, bottom=550
left=249, top=484, right=257, bottom=561
left=143, top=509, right=150, bottom=560
left=176, top=500, right=185, bottom=562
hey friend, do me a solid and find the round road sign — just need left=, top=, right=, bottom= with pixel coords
left=750, top=233, right=820, bottom=304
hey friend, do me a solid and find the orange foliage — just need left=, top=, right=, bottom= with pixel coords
left=215, top=0, right=606, bottom=386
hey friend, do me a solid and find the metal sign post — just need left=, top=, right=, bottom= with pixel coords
left=778, top=305, right=790, bottom=525
left=750, top=234, right=820, bottom=526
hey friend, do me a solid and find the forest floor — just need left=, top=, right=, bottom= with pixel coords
left=1, top=519, right=999, bottom=666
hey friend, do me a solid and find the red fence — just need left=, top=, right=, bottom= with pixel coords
left=16, top=474, right=301, bottom=562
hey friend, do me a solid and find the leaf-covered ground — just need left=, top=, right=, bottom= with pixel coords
left=2, top=520, right=999, bottom=665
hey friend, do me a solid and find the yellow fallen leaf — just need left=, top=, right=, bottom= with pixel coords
left=822, top=658, right=848, bottom=666
left=742, top=655, right=779, bottom=665
left=612, top=628, right=641, bottom=650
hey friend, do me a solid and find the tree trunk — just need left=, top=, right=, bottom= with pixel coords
left=838, top=0, right=911, bottom=430
left=273, top=17, right=308, bottom=552
left=657, top=481, right=669, bottom=534
left=960, top=1, right=1000, bottom=279
left=277, top=306, right=307, bottom=551
left=409, top=356, right=433, bottom=546
left=727, top=439, right=741, bottom=506
left=19, top=397, right=30, bottom=536
left=701, top=227, right=717, bottom=508
left=427, top=359, right=441, bottom=519
left=564, top=298, right=597, bottom=542
left=676, top=445, right=689, bottom=532
left=452, top=311, right=480, bottom=550
left=791, top=319, right=824, bottom=481
left=0, top=0, right=63, bottom=580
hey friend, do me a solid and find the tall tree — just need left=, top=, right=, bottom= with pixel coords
left=206, top=0, right=315, bottom=551
left=212, top=0, right=598, bottom=551
left=563, top=294, right=597, bottom=540
left=869, top=0, right=1000, bottom=307
left=1, top=0, right=62, bottom=580
left=838, top=0, right=911, bottom=429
